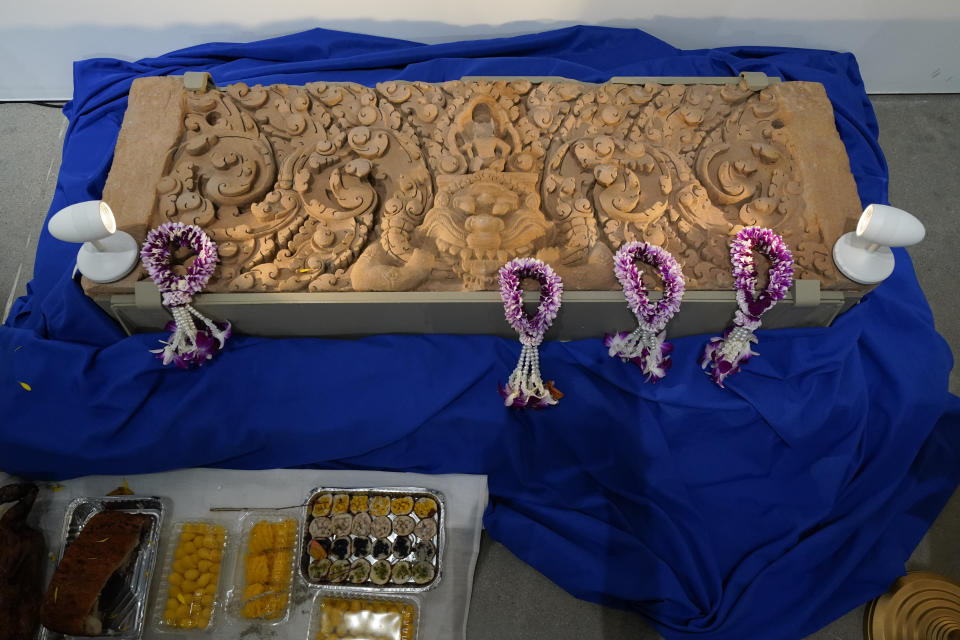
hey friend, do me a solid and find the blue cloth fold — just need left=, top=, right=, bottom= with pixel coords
left=2, top=25, right=957, bottom=640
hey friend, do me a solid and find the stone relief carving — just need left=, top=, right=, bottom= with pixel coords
left=132, top=77, right=860, bottom=293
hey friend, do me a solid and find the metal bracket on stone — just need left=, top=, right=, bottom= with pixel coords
left=739, top=71, right=781, bottom=90
left=134, top=280, right=163, bottom=310
left=793, top=279, right=821, bottom=307
left=183, top=71, right=216, bottom=93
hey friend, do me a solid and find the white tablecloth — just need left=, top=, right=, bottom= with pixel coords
left=0, top=469, right=488, bottom=640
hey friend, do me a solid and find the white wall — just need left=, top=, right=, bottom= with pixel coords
left=2, top=0, right=958, bottom=99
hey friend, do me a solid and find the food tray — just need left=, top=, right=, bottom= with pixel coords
left=41, top=495, right=168, bottom=640
left=307, top=593, right=419, bottom=640
left=153, top=520, right=229, bottom=632
left=299, top=487, right=444, bottom=592
left=228, top=511, right=300, bottom=625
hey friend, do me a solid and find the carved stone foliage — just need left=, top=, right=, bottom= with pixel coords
left=145, top=78, right=859, bottom=292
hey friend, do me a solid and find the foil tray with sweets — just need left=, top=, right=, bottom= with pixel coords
left=299, top=487, right=445, bottom=592
left=41, top=495, right=168, bottom=640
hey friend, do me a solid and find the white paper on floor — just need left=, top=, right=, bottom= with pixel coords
left=0, top=468, right=489, bottom=640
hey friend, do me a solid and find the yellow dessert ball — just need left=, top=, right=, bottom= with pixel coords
left=184, top=568, right=199, bottom=581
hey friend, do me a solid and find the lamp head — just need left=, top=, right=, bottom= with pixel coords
left=47, top=200, right=139, bottom=283
left=833, top=203, right=925, bottom=285
left=856, top=204, right=925, bottom=247
left=48, top=200, right=117, bottom=243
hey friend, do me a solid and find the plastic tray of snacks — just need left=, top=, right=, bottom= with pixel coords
left=300, top=488, right=444, bottom=592
left=40, top=495, right=168, bottom=640
left=153, top=520, right=229, bottom=632
left=228, top=511, right=301, bottom=625
left=308, top=592, right=419, bottom=640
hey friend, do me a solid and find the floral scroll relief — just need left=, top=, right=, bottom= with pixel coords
left=148, top=78, right=848, bottom=293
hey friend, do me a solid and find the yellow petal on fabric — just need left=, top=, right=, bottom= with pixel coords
left=19, top=381, right=31, bottom=391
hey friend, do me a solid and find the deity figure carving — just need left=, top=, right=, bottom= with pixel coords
left=460, top=102, right=514, bottom=172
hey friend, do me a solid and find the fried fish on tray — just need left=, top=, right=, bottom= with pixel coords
left=39, top=511, right=151, bottom=636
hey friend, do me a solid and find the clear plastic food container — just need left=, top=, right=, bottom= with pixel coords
left=229, top=512, right=300, bottom=625
left=154, top=520, right=229, bottom=632
left=308, top=593, right=419, bottom=640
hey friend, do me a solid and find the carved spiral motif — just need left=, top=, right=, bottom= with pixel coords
left=144, top=78, right=854, bottom=293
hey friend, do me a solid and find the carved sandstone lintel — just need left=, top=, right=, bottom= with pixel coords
left=87, top=76, right=866, bottom=298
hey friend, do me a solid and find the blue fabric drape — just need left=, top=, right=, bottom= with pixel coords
left=2, top=26, right=958, bottom=640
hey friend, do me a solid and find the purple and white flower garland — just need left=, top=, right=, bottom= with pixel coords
left=604, top=242, right=685, bottom=383
left=140, top=222, right=231, bottom=369
left=498, top=258, right=563, bottom=409
left=700, top=226, right=794, bottom=387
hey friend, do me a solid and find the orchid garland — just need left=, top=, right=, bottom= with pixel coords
left=700, top=226, right=794, bottom=387
left=497, top=258, right=563, bottom=409
left=604, top=242, right=685, bottom=383
left=140, top=222, right=231, bottom=369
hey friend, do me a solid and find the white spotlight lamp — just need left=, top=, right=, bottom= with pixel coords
left=832, top=204, right=925, bottom=285
left=47, top=201, right=138, bottom=283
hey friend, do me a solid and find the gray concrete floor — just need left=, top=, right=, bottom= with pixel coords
left=0, top=104, right=65, bottom=318
left=1, top=95, right=958, bottom=639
